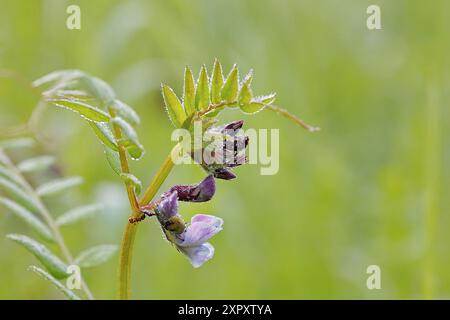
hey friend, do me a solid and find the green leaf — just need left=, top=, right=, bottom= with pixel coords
left=111, top=117, right=145, bottom=160
left=239, top=93, right=276, bottom=114
left=240, top=102, right=265, bottom=114
left=203, top=60, right=225, bottom=118
left=110, top=99, right=140, bottom=126
left=183, top=66, right=196, bottom=116
left=211, top=59, right=224, bottom=104
left=36, top=176, right=84, bottom=197
left=0, top=138, right=35, bottom=150
left=0, top=177, right=39, bottom=212
left=75, top=244, right=118, bottom=268
left=32, top=69, right=83, bottom=88
left=195, top=65, right=210, bottom=110
left=256, top=93, right=277, bottom=105
left=7, top=234, right=69, bottom=279
left=239, top=83, right=265, bottom=114
left=28, top=266, right=81, bottom=300
left=239, top=83, right=253, bottom=105
left=0, top=152, right=8, bottom=166
left=221, top=64, right=239, bottom=103
left=0, top=165, right=26, bottom=188
left=241, top=69, right=253, bottom=87
left=17, top=156, right=55, bottom=173
left=0, top=198, right=54, bottom=242
left=161, top=84, right=186, bottom=127
left=89, top=122, right=118, bottom=151
left=56, top=203, right=104, bottom=227
left=104, top=148, right=121, bottom=175
left=80, top=75, right=116, bottom=105
left=53, top=89, right=91, bottom=101
left=120, top=173, right=142, bottom=195
left=240, top=93, right=275, bottom=114
left=49, top=98, right=110, bottom=122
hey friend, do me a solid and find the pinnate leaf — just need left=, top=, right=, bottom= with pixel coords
left=75, top=244, right=118, bottom=268
left=0, top=138, right=35, bottom=150
left=17, top=156, right=55, bottom=173
left=36, top=176, right=84, bottom=197
left=79, top=75, right=116, bottom=105
left=56, top=203, right=104, bottom=227
left=0, top=165, right=26, bottom=188
left=49, top=98, right=110, bottom=122
left=0, top=177, right=39, bottom=212
left=89, top=122, right=118, bottom=151
left=0, top=198, right=54, bottom=242
left=110, top=99, right=140, bottom=126
left=7, top=234, right=69, bottom=279
left=32, top=69, right=83, bottom=88
left=28, top=266, right=81, bottom=300
left=104, top=148, right=121, bottom=175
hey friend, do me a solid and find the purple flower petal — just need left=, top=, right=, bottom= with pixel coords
left=213, top=168, right=236, bottom=180
left=170, top=175, right=216, bottom=202
left=223, top=120, right=244, bottom=132
left=156, top=190, right=178, bottom=220
left=193, top=175, right=216, bottom=202
left=191, top=214, right=223, bottom=227
left=192, top=120, right=249, bottom=180
left=178, top=242, right=215, bottom=268
left=176, top=215, right=223, bottom=247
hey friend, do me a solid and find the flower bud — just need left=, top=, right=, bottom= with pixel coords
left=169, top=175, right=216, bottom=202
left=193, top=120, right=249, bottom=180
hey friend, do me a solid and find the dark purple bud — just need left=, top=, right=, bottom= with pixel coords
left=223, top=120, right=244, bottom=132
left=192, top=120, right=249, bottom=180
left=170, top=175, right=216, bottom=202
left=213, top=168, right=236, bottom=180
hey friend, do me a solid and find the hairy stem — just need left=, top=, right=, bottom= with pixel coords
left=109, top=109, right=140, bottom=213
left=118, top=144, right=179, bottom=299
left=0, top=149, right=94, bottom=300
left=264, top=103, right=320, bottom=132
left=197, top=100, right=234, bottom=117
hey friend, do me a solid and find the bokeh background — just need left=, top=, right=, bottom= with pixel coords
left=0, top=0, right=449, bottom=299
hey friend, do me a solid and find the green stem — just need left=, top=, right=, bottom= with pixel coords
left=117, top=144, right=179, bottom=299
left=264, top=103, right=320, bottom=132
left=109, top=109, right=140, bottom=213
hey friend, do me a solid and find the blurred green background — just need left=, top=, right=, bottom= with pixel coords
left=0, top=0, right=449, bottom=299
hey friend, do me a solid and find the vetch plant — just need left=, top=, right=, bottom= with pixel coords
left=0, top=60, right=318, bottom=299
left=140, top=176, right=222, bottom=267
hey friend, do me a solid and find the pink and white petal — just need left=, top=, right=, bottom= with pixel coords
left=177, top=220, right=223, bottom=247
left=179, top=243, right=215, bottom=268
left=191, top=214, right=224, bottom=228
